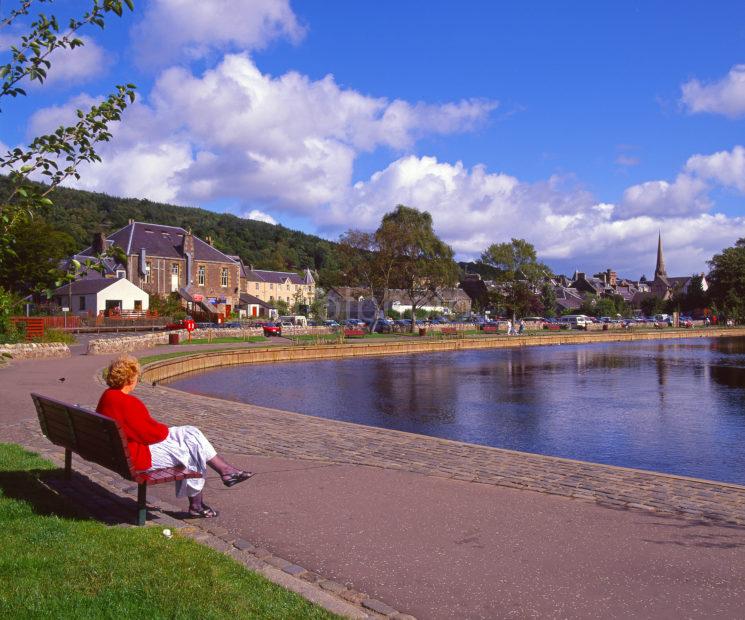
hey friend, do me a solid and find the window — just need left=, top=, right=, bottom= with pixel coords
left=144, top=261, right=151, bottom=283
left=269, top=283, right=274, bottom=290
left=79, top=296, right=86, bottom=311
left=287, top=284, right=290, bottom=291
left=255, top=282, right=259, bottom=291
left=116, top=270, right=126, bottom=279
left=221, top=268, right=228, bottom=287
left=171, top=263, right=179, bottom=275
left=269, top=295, right=274, bottom=302
left=198, top=265, right=205, bottom=286
left=134, top=300, right=143, bottom=311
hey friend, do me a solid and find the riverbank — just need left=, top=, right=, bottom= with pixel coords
left=142, top=326, right=745, bottom=383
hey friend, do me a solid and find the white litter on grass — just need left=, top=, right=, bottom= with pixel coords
left=162, top=529, right=172, bottom=538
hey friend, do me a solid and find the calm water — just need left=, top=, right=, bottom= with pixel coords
left=168, top=338, right=745, bottom=484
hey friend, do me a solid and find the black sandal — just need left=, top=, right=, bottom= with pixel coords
left=189, top=504, right=219, bottom=518
left=222, top=471, right=253, bottom=488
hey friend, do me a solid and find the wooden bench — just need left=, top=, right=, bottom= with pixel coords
left=343, top=329, right=366, bottom=338
left=482, top=325, right=498, bottom=333
left=31, top=393, right=202, bottom=525
left=441, top=327, right=458, bottom=336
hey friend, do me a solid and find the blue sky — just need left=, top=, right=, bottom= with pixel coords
left=3, top=0, right=745, bottom=277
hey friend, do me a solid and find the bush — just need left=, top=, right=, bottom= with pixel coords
left=39, top=328, right=76, bottom=344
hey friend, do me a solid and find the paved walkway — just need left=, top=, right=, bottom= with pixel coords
left=2, top=345, right=745, bottom=619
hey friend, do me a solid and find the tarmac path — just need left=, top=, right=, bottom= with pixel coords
left=2, top=344, right=745, bottom=619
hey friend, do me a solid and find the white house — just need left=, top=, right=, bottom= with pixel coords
left=53, top=278, right=149, bottom=316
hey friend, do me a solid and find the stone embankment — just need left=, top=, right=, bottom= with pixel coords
left=142, top=327, right=745, bottom=384
left=86, top=326, right=334, bottom=355
left=0, top=342, right=71, bottom=360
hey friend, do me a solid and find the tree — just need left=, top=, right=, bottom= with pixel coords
left=338, top=228, right=398, bottom=333
left=0, top=218, right=76, bottom=294
left=539, top=282, right=557, bottom=318
left=0, top=0, right=136, bottom=335
left=481, top=238, right=551, bottom=320
left=381, top=206, right=459, bottom=333
left=708, top=239, right=745, bottom=322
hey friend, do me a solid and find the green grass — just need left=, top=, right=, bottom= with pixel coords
left=138, top=349, right=242, bottom=365
left=180, top=336, right=269, bottom=345
left=0, top=443, right=338, bottom=619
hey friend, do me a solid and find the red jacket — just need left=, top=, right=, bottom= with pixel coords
left=96, top=388, right=168, bottom=471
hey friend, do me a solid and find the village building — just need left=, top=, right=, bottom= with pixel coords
left=233, top=258, right=315, bottom=315
left=74, top=221, right=242, bottom=318
left=52, top=278, right=149, bottom=317
left=327, top=287, right=471, bottom=320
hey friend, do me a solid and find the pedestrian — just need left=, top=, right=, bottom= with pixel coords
left=97, top=355, right=253, bottom=518
left=518, top=320, right=525, bottom=335
left=505, top=320, right=513, bottom=335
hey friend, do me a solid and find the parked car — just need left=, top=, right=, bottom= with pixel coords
left=323, top=320, right=340, bottom=328
left=223, top=321, right=241, bottom=328
left=262, top=322, right=282, bottom=336
left=558, top=315, right=589, bottom=329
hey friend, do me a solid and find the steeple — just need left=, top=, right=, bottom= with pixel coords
left=654, top=231, right=667, bottom=281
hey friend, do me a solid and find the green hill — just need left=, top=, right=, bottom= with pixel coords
left=2, top=177, right=344, bottom=286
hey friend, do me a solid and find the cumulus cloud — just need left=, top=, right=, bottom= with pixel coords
left=41, top=36, right=111, bottom=87
left=685, top=145, right=745, bottom=192
left=243, top=209, right=277, bottom=225
left=45, top=54, right=494, bottom=211
left=620, top=174, right=711, bottom=217
left=681, top=64, right=745, bottom=117
left=327, top=155, right=745, bottom=276
left=131, top=0, right=305, bottom=69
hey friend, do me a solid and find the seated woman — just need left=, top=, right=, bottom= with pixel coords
left=97, top=355, right=252, bottom=518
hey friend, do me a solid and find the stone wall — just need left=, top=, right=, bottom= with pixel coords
left=0, top=342, right=71, bottom=359
left=86, top=325, right=336, bottom=354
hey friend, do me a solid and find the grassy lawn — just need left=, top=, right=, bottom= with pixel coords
left=138, top=349, right=247, bottom=365
left=0, top=443, right=337, bottom=619
left=180, top=336, right=269, bottom=345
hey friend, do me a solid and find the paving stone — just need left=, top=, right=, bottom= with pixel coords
left=265, top=555, right=292, bottom=570
left=282, top=564, right=308, bottom=577
left=362, top=598, right=397, bottom=616
left=319, top=580, right=346, bottom=594
left=233, top=538, right=255, bottom=552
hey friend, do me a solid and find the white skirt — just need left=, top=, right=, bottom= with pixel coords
left=149, top=425, right=217, bottom=497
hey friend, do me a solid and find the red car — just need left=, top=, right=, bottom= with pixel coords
left=262, top=322, right=282, bottom=336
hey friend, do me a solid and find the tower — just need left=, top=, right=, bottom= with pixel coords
left=654, top=231, right=667, bottom=281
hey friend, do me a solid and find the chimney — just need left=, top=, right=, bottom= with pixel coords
left=206, top=235, right=214, bottom=246
left=128, top=218, right=134, bottom=225
left=138, top=248, right=147, bottom=277
left=92, top=232, right=106, bottom=255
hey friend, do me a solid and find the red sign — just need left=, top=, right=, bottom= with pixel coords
left=185, top=319, right=195, bottom=332
left=192, top=294, right=203, bottom=302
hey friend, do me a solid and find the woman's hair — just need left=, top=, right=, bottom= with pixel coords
left=105, top=355, right=141, bottom=389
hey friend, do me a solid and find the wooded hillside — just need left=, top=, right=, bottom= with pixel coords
left=1, top=177, right=343, bottom=286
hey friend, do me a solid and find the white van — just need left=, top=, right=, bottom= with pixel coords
left=279, top=315, right=308, bottom=327
left=559, top=314, right=588, bottom=329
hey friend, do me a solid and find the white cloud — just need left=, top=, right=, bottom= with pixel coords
left=243, top=209, right=277, bottom=225
left=328, top=155, right=745, bottom=276
left=620, top=174, right=710, bottom=217
left=131, top=0, right=305, bottom=69
left=681, top=64, right=745, bottom=117
left=43, top=54, right=494, bottom=211
left=41, top=36, right=111, bottom=87
left=685, top=145, right=745, bottom=192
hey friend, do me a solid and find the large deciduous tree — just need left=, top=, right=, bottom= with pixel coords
left=381, top=205, right=458, bottom=333
left=338, top=228, right=398, bottom=332
left=481, top=238, right=551, bottom=320
left=708, top=238, right=745, bottom=322
left=0, top=0, right=136, bottom=326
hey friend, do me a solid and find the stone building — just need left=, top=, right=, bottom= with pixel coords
left=235, top=259, right=316, bottom=309
left=75, top=221, right=242, bottom=317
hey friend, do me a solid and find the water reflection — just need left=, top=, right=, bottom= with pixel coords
left=167, top=337, right=745, bottom=484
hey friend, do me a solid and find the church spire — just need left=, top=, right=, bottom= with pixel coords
left=654, top=231, right=667, bottom=280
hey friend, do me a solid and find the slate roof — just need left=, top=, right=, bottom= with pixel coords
left=239, top=293, right=274, bottom=308
left=53, top=278, right=125, bottom=296
left=78, top=222, right=237, bottom=264
left=244, top=269, right=306, bottom=285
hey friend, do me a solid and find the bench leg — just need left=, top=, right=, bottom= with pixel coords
left=64, top=449, right=72, bottom=480
left=137, top=484, right=147, bottom=526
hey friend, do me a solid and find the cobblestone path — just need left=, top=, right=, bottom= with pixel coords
left=136, top=384, right=745, bottom=526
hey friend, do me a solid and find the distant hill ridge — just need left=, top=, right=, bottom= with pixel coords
left=1, top=176, right=343, bottom=284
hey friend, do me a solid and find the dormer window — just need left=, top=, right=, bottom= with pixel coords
left=116, top=270, right=126, bottom=279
